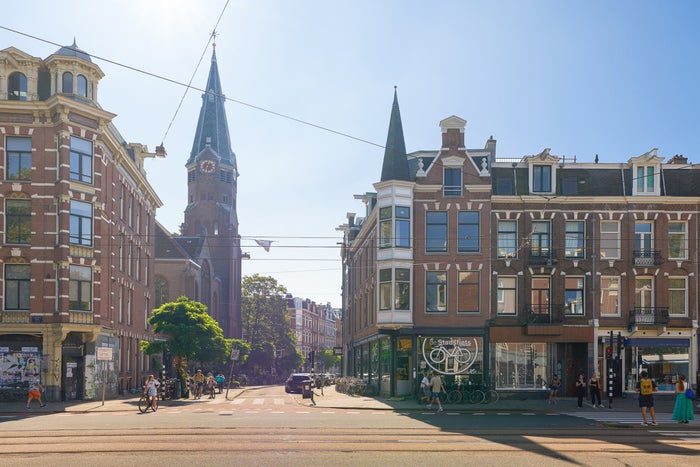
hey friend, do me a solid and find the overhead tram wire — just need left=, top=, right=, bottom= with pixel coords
left=0, top=24, right=385, bottom=150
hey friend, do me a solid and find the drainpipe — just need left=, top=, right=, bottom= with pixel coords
left=592, top=215, right=599, bottom=377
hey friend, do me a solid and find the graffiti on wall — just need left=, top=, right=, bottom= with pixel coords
left=0, top=347, right=42, bottom=387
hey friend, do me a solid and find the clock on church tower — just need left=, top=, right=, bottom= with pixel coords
left=200, top=160, right=216, bottom=174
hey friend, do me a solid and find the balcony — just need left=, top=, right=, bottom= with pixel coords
left=628, top=307, right=669, bottom=326
left=523, top=304, right=563, bottom=324
left=527, top=248, right=558, bottom=266
left=633, top=250, right=662, bottom=266
left=0, top=310, right=30, bottom=324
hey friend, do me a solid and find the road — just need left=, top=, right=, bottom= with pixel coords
left=1, top=386, right=698, bottom=466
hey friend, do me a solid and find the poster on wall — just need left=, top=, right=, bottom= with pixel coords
left=420, top=337, right=482, bottom=376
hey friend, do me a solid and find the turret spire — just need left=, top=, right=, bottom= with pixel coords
left=380, top=87, right=410, bottom=182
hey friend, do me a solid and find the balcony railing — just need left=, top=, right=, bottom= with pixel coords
left=633, top=250, right=663, bottom=266
left=628, top=307, right=669, bottom=326
left=527, top=248, right=558, bottom=266
left=523, top=304, right=563, bottom=324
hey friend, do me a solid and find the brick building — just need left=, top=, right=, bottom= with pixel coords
left=0, top=43, right=162, bottom=400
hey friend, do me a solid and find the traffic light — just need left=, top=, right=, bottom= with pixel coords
left=606, top=347, right=612, bottom=359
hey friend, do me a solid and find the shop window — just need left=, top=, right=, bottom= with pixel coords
left=5, top=199, right=31, bottom=244
left=426, top=271, right=447, bottom=312
left=69, top=265, right=92, bottom=311
left=426, top=211, right=447, bottom=252
left=497, top=220, right=517, bottom=258
left=600, top=276, right=620, bottom=316
left=458, top=271, right=479, bottom=313
left=494, top=342, right=548, bottom=389
left=6, top=136, right=32, bottom=180
left=457, top=211, right=479, bottom=252
left=497, top=277, right=516, bottom=315
left=5, top=264, right=30, bottom=310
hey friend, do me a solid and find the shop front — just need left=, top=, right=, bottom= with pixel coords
left=619, top=337, right=691, bottom=393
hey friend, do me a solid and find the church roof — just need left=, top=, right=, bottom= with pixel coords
left=380, top=88, right=410, bottom=182
left=188, top=49, right=236, bottom=169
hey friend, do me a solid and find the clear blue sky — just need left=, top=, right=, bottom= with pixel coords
left=3, top=0, right=699, bottom=308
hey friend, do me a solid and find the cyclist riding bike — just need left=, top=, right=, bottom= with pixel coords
left=143, top=374, right=160, bottom=408
left=206, top=373, right=217, bottom=399
left=193, top=369, right=205, bottom=399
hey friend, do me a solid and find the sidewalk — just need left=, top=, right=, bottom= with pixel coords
left=1, top=385, right=690, bottom=415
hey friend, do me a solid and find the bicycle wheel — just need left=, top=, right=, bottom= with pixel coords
left=468, top=389, right=485, bottom=404
left=446, top=390, right=461, bottom=404
left=150, top=397, right=158, bottom=412
left=483, top=389, right=499, bottom=404
left=138, top=396, right=148, bottom=413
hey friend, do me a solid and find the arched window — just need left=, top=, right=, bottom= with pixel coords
left=62, top=72, right=73, bottom=93
left=8, top=72, right=27, bottom=101
left=77, top=75, right=87, bottom=97
left=154, top=276, right=169, bottom=308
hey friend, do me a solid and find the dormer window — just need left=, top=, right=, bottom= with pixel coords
left=8, top=72, right=27, bottom=101
left=532, top=165, right=552, bottom=193
left=636, top=165, right=655, bottom=194
left=443, top=168, right=462, bottom=196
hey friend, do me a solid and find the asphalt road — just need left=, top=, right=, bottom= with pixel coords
left=1, top=385, right=698, bottom=466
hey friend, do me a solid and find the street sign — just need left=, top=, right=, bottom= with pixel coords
left=96, top=347, right=112, bottom=361
left=333, top=346, right=342, bottom=356
left=230, top=349, right=240, bottom=361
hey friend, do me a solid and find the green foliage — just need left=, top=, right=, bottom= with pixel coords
left=317, top=349, right=341, bottom=371
left=240, top=274, right=299, bottom=377
left=141, top=296, right=228, bottom=366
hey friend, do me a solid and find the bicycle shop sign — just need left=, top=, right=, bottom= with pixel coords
left=422, top=337, right=480, bottom=375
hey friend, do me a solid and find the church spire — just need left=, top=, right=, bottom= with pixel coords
left=188, top=47, right=236, bottom=169
left=380, top=87, right=410, bottom=182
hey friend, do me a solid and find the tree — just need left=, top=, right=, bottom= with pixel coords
left=141, top=296, right=229, bottom=383
left=316, top=349, right=341, bottom=372
left=240, top=274, right=300, bottom=379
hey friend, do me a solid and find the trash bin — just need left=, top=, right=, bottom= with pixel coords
left=302, top=381, right=312, bottom=399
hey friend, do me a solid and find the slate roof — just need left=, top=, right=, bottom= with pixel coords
left=54, top=39, right=92, bottom=62
left=380, top=89, right=410, bottom=182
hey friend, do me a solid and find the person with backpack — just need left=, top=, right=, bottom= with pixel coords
left=635, top=371, right=658, bottom=426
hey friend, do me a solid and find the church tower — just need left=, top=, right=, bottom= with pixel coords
left=182, top=46, right=242, bottom=338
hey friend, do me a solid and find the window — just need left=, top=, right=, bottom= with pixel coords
left=668, top=222, right=687, bottom=260
left=668, top=277, right=687, bottom=316
left=494, top=342, right=549, bottom=390
left=634, top=221, right=653, bottom=256
left=600, top=276, right=620, bottom=316
left=380, top=268, right=411, bottom=311
left=458, top=271, right=479, bottom=313
left=77, top=75, right=87, bottom=97
left=119, top=185, right=125, bottom=219
left=5, top=199, right=31, bottom=244
left=635, top=277, right=653, bottom=308
left=69, top=136, right=93, bottom=183
left=127, top=288, right=133, bottom=325
left=497, top=220, right=517, bottom=258
left=395, top=268, right=410, bottom=310
left=443, top=168, right=462, bottom=196
left=530, top=222, right=550, bottom=257
left=426, top=271, right=447, bottom=312
left=379, top=269, right=391, bottom=310
left=600, top=221, right=620, bottom=259
left=532, top=165, right=552, bottom=192
left=530, top=277, right=550, bottom=316
left=497, top=277, right=516, bottom=315
left=564, top=277, right=584, bottom=315
left=426, top=211, right=447, bottom=252
left=636, top=165, right=655, bottom=193
left=5, top=264, right=30, bottom=310
left=565, top=221, right=584, bottom=258
left=62, top=72, right=73, bottom=93
left=458, top=211, right=479, bottom=252
left=8, top=72, right=27, bottom=100
left=69, top=265, right=92, bottom=311
left=380, top=206, right=410, bottom=248
left=69, top=200, right=92, bottom=246
left=6, top=136, right=32, bottom=180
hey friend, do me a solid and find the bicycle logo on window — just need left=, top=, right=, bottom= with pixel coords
left=422, top=337, right=479, bottom=375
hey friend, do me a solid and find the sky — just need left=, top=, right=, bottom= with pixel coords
left=2, top=0, right=699, bottom=308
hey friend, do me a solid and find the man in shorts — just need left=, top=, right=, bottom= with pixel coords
left=635, top=371, right=658, bottom=426
left=26, top=375, right=46, bottom=409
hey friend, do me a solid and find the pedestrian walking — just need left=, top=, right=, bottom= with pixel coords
left=671, top=374, right=694, bottom=424
left=635, top=371, right=658, bottom=426
left=548, top=374, right=561, bottom=404
left=26, top=374, right=46, bottom=409
left=419, top=372, right=431, bottom=403
left=575, top=373, right=587, bottom=408
left=588, top=373, right=603, bottom=407
left=426, top=371, right=446, bottom=412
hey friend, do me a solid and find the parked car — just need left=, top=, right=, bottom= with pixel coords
left=285, top=373, right=313, bottom=393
